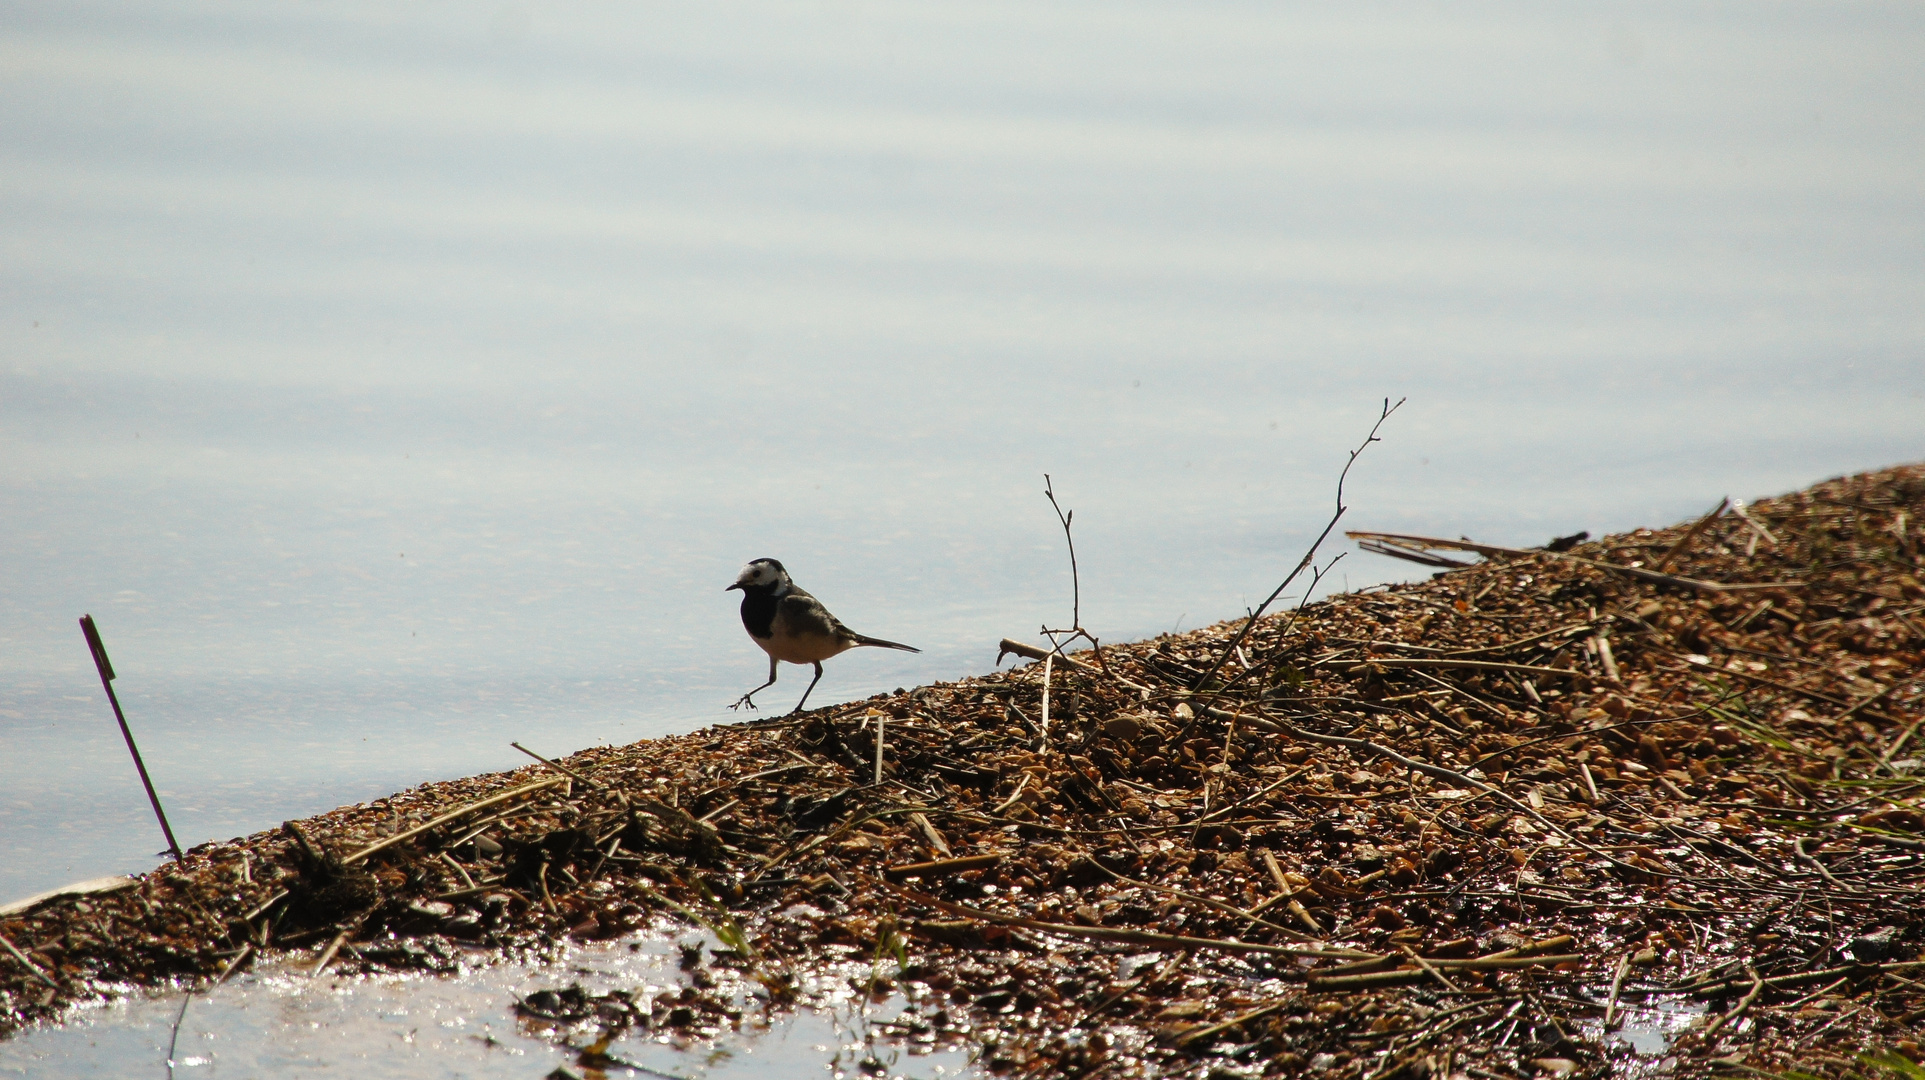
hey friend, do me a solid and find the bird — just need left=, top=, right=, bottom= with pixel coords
left=725, top=557, right=919, bottom=715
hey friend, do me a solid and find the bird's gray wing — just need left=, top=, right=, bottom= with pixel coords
left=778, top=590, right=852, bottom=642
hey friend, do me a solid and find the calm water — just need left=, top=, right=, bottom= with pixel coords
left=4, top=1, right=1923, bottom=911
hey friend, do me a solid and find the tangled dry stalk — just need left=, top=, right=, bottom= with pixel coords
left=4, top=463, right=1925, bottom=1080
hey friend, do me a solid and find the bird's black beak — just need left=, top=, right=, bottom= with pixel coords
left=725, top=582, right=742, bottom=592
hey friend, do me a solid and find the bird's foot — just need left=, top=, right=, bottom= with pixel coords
left=728, top=694, right=759, bottom=711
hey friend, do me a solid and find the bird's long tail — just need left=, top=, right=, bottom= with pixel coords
left=851, top=634, right=920, bottom=653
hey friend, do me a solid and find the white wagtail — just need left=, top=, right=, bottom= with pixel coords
left=725, top=558, right=919, bottom=714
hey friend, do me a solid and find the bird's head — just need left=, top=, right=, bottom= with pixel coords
left=726, top=558, right=789, bottom=593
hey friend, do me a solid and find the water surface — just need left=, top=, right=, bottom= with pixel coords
left=0, top=933, right=977, bottom=1079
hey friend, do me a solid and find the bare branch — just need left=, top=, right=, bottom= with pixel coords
left=1189, top=397, right=1404, bottom=692
left=1037, top=475, right=1118, bottom=675
left=1198, top=553, right=1342, bottom=705
left=1043, top=474, right=1080, bottom=631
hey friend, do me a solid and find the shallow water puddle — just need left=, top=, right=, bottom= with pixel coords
left=1581, top=996, right=1707, bottom=1073
left=0, top=935, right=979, bottom=1079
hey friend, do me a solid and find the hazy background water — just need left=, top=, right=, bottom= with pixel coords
left=3, top=0, right=1922, bottom=903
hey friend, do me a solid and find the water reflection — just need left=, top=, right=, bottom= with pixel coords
left=0, top=933, right=978, bottom=1079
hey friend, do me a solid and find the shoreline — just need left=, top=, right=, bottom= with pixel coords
left=4, top=463, right=1923, bottom=1078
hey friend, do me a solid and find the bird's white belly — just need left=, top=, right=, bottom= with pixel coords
left=754, top=628, right=852, bottom=665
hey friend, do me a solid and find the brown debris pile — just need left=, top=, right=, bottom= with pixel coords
left=4, top=463, right=1925, bottom=1079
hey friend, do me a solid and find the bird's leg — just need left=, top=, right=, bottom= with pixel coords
left=730, top=657, right=779, bottom=711
left=789, top=661, right=826, bottom=715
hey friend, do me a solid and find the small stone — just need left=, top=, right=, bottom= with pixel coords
left=1368, top=905, right=1406, bottom=930
left=1849, top=926, right=1899, bottom=963
left=442, top=915, right=484, bottom=939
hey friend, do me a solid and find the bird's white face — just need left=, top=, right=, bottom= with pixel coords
left=730, top=559, right=787, bottom=591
